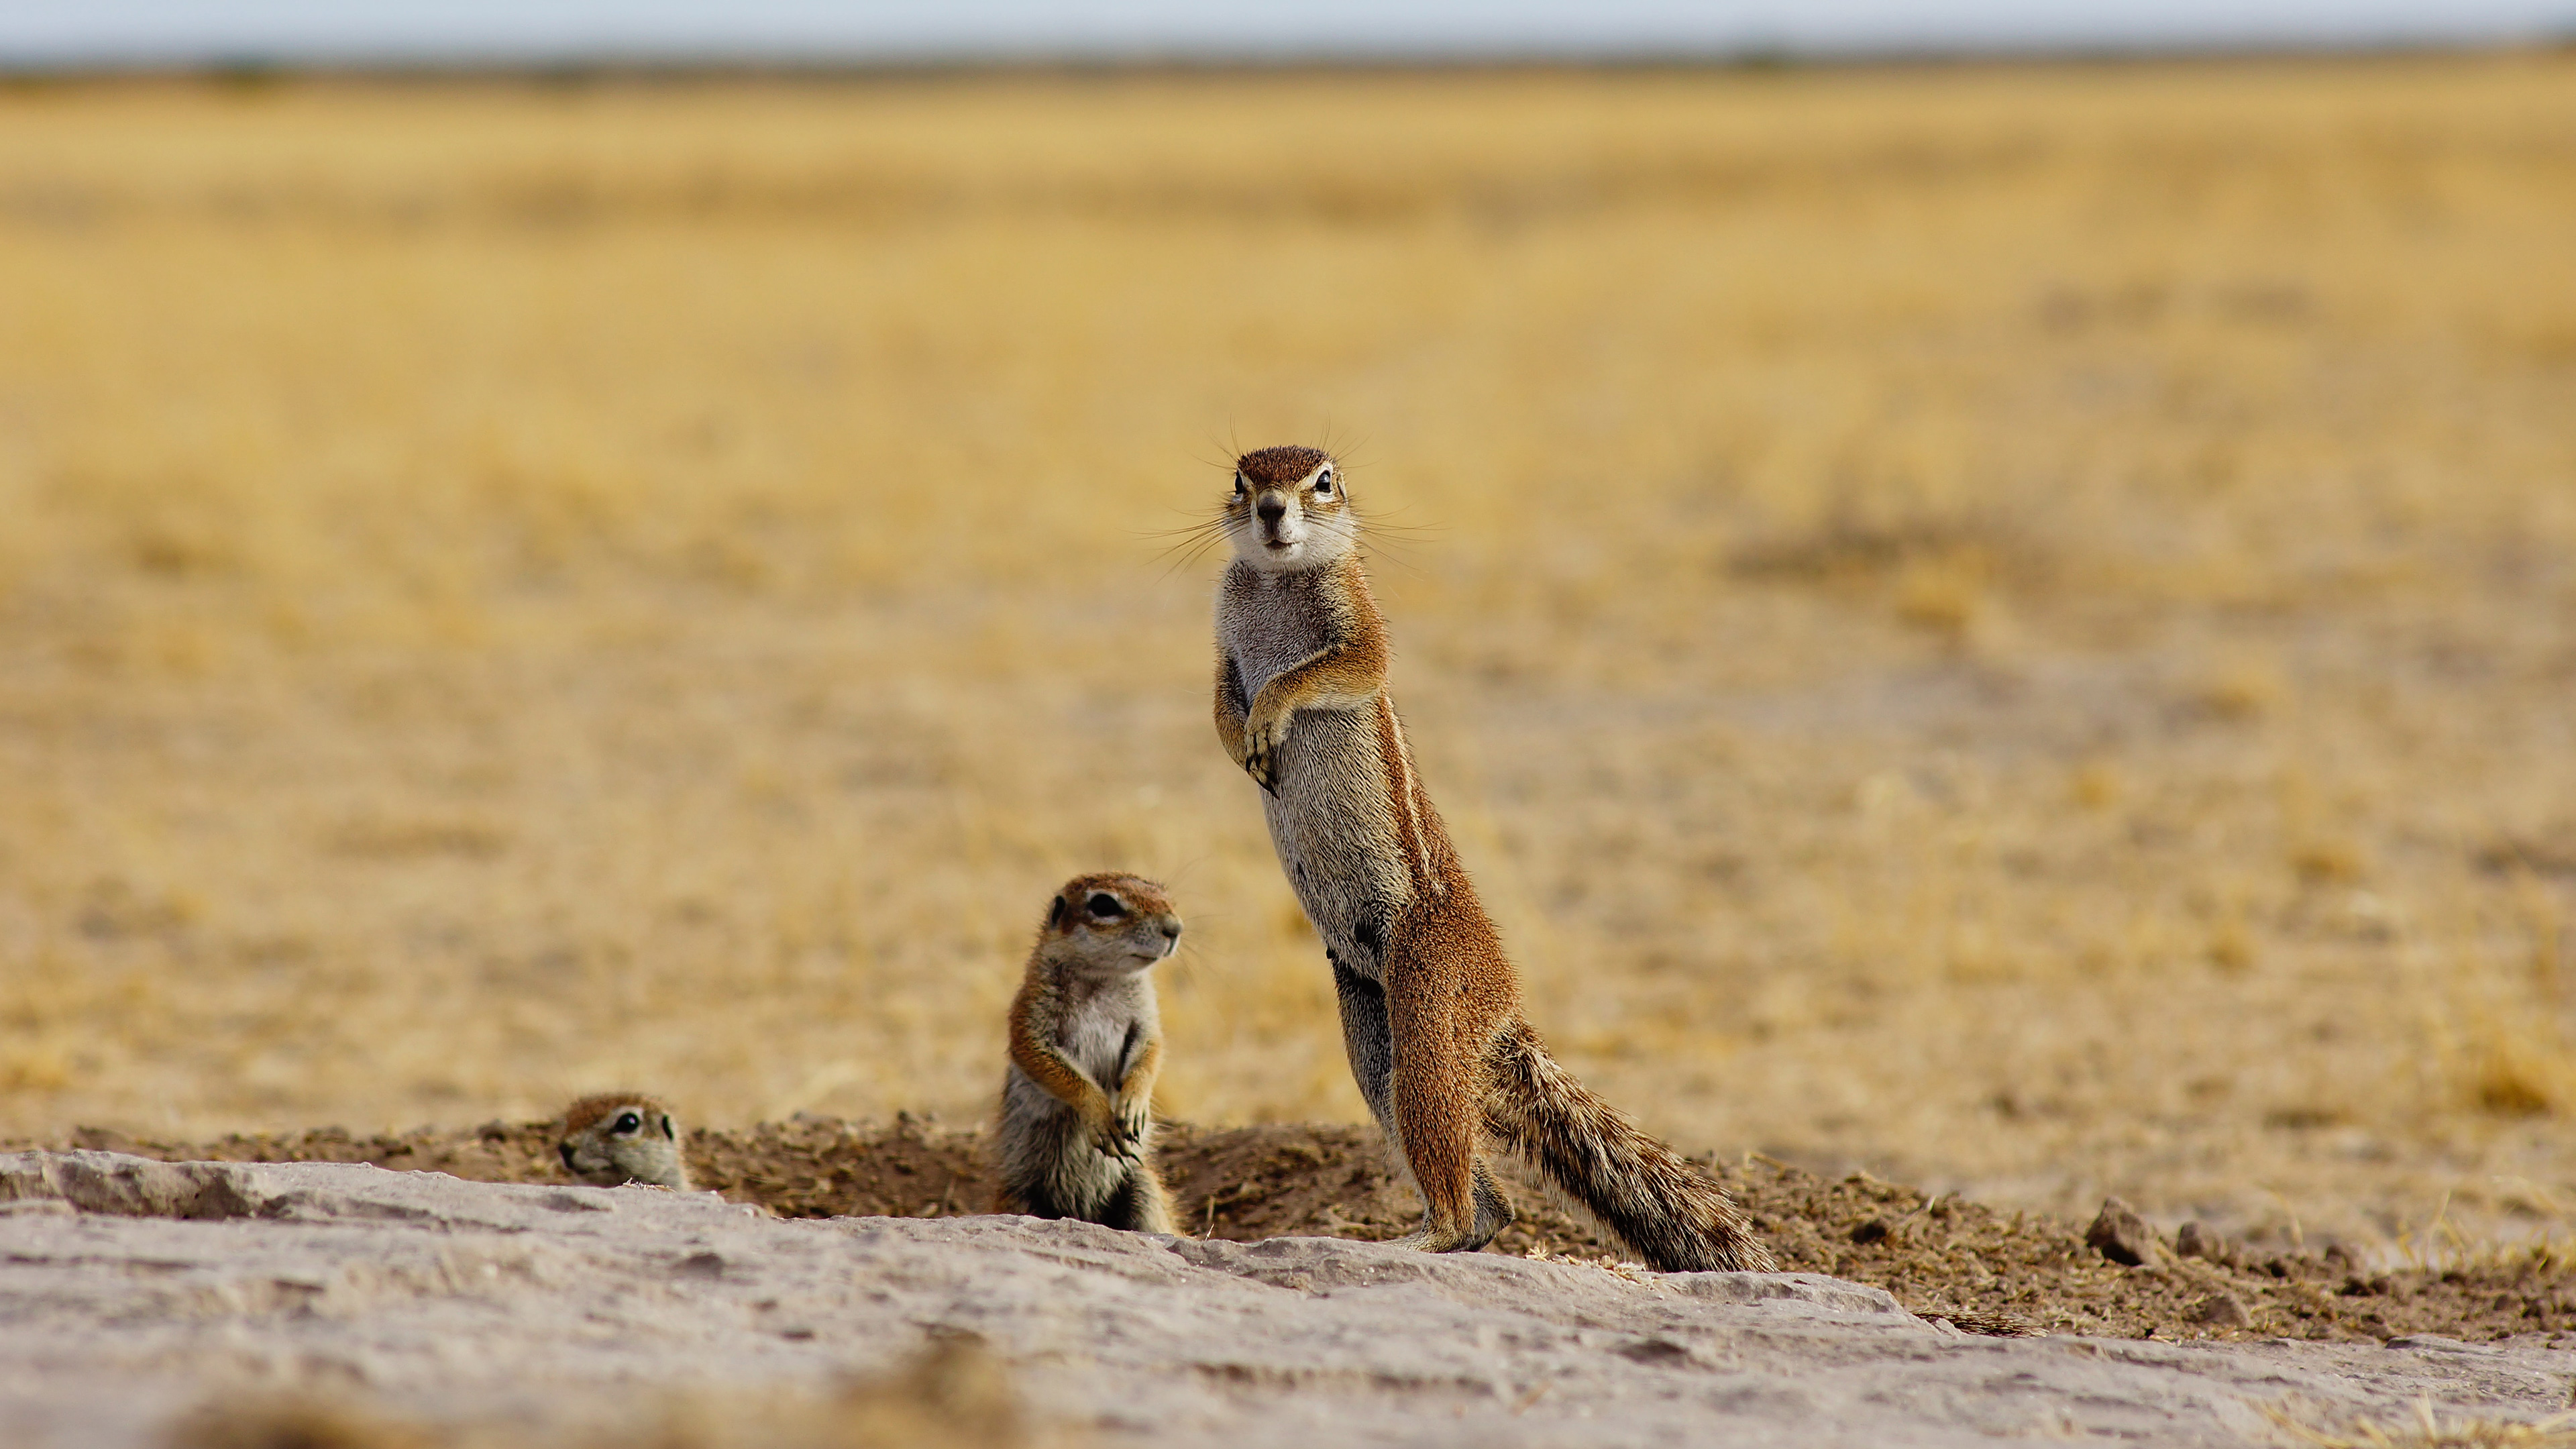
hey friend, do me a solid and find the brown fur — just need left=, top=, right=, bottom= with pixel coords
left=1235, top=444, right=1332, bottom=485
left=561, top=1091, right=674, bottom=1136
left=1212, top=447, right=1773, bottom=1272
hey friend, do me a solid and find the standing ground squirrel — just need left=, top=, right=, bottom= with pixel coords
left=557, top=1093, right=692, bottom=1190
left=991, top=873, right=1181, bottom=1234
left=1210, top=446, right=1774, bottom=1273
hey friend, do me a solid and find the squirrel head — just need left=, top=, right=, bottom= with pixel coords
left=557, top=1093, right=691, bottom=1190
left=1224, top=446, right=1356, bottom=572
left=1036, top=873, right=1183, bottom=979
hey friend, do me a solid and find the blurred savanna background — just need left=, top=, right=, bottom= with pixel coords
left=1, top=31, right=2572, bottom=1258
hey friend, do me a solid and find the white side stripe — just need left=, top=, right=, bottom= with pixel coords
left=1387, top=706, right=1440, bottom=893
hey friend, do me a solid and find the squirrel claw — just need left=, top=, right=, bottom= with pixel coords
left=1098, top=1110, right=1148, bottom=1163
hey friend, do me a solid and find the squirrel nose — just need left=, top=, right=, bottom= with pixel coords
left=1256, top=497, right=1285, bottom=524
left=1158, top=916, right=1182, bottom=941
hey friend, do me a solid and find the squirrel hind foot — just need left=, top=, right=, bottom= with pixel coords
left=1389, top=1214, right=1505, bottom=1256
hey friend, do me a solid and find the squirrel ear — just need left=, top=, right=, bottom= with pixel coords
left=1047, top=895, right=1068, bottom=929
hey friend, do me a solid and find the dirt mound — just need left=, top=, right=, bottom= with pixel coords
left=45, top=1118, right=2570, bottom=1345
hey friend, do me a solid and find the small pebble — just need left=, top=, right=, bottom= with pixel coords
left=2085, top=1197, right=2162, bottom=1268
left=2175, top=1221, right=2239, bottom=1267
left=2186, top=1293, right=2251, bottom=1329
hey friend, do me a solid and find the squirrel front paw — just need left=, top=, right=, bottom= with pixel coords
left=1240, top=714, right=1291, bottom=795
left=1090, top=1102, right=1144, bottom=1163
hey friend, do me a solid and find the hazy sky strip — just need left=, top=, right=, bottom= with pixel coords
left=5, top=1, right=2573, bottom=64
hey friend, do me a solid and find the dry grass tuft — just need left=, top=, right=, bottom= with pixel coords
left=1521, top=1246, right=1660, bottom=1285
left=2467, top=1034, right=2571, bottom=1120
left=2263, top=1399, right=2576, bottom=1449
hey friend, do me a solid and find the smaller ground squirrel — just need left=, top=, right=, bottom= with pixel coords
left=557, top=1093, right=692, bottom=1190
left=991, top=873, right=1181, bottom=1234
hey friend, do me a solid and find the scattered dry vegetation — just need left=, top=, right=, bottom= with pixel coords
left=2, top=58, right=2573, bottom=1265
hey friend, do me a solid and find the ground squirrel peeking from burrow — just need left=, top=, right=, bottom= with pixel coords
left=1210, top=446, right=1774, bottom=1273
left=990, top=873, right=1181, bottom=1234
left=557, top=1093, right=692, bottom=1190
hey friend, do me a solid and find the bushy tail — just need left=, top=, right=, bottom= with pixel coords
left=1482, top=1020, right=1776, bottom=1273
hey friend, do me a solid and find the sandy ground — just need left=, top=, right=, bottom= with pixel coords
left=8, top=1151, right=2576, bottom=1449
left=37, top=1114, right=2573, bottom=1346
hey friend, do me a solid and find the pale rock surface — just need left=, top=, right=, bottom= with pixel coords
left=2, top=1150, right=2571, bottom=1446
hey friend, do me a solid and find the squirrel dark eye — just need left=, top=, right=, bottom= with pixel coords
left=1232, top=474, right=1246, bottom=497
left=612, top=1111, right=641, bottom=1134
left=1087, top=892, right=1123, bottom=918
left=1314, top=469, right=1334, bottom=495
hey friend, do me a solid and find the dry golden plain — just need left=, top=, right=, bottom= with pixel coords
left=1, top=57, right=2571, bottom=1262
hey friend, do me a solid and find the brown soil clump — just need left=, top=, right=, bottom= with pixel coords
left=40, top=1118, right=2570, bottom=1345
